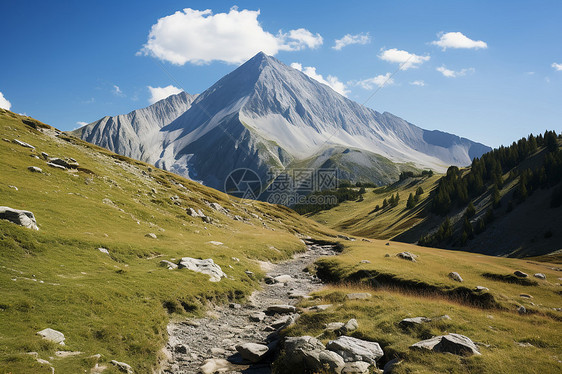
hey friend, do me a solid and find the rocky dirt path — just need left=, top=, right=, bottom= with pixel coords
left=164, top=240, right=338, bottom=374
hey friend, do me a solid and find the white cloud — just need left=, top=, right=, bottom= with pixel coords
left=552, top=62, right=562, bottom=71
left=139, top=7, right=323, bottom=65
left=74, top=121, right=88, bottom=130
left=112, top=85, right=124, bottom=97
left=436, top=65, right=474, bottom=78
left=410, top=80, right=425, bottom=86
left=378, top=48, right=430, bottom=70
left=148, top=85, right=183, bottom=104
left=333, top=33, right=371, bottom=50
left=0, top=91, right=11, bottom=110
left=354, top=73, right=394, bottom=90
left=431, top=32, right=487, bottom=51
left=290, top=63, right=348, bottom=96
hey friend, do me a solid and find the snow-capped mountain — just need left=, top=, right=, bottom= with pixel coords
left=72, top=52, right=490, bottom=194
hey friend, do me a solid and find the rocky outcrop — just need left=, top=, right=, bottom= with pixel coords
left=410, top=333, right=480, bottom=356
left=0, top=206, right=39, bottom=230
left=326, top=336, right=384, bottom=364
left=178, top=258, right=226, bottom=282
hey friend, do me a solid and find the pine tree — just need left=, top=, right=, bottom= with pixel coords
left=406, top=193, right=415, bottom=209
left=466, top=202, right=476, bottom=218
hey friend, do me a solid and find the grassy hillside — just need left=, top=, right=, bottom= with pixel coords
left=307, top=134, right=562, bottom=258
left=282, top=239, right=562, bottom=373
left=0, top=109, right=336, bottom=373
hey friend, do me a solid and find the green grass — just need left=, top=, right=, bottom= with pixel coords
left=0, top=109, right=336, bottom=373
left=279, top=240, right=562, bottom=373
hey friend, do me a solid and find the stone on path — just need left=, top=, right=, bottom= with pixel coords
left=37, top=328, right=65, bottom=345
left=267, top=304, right=296, bottom=314
left=274, top=274, right=293, bottom=283
left=0, top=206, right=39, bottom=230
left=235, top=342, right=269, bottom=363
left=249, top=312, right=266, bottom=322
left=326, top=336, right=384, bottom=364
left=410, top=333, right=480, bottom=356
left=178, top=258, right=226, bottom=282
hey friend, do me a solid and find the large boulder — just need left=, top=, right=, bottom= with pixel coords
left=282, top=336, right=347, bottom=374
left=304, top=350, right=345, bottom=374
left=342, top=361, right=371, bottom=374
left=326, top=336, right=384, bottom=364
left=177, top=258, right=226, bottom=282
left=236, top=343, right=269, bottom=363
left=410, top=333, right=480, bottom=356
left=448, top=272, right=463, bottom=282
left=0, top=206, right=39, bottom=230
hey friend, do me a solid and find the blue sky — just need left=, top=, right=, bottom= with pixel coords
left=0, top=0, right=561, bottom=148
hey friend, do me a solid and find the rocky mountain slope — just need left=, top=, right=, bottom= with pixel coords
left=72, top=52, right=490, bottom=193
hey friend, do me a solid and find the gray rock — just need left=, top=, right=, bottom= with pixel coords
left=48, top=157, right=76, bottom=168
left=41, top=152, right=49, bottom=159
left=159, top=260, right=177, bottom=270
left=288, top=290, right=310, bottom=299
left=274, top=274, right=293, bottom=283
left=514, top=270, right=528, bottom=278
left=37, top=328, right=65, bottom=345
left=236, top=343, right=269, bottom=363
left=305, top=350, right=345, bottom=374
left=54, top=351, right=82, bottom=358
left=326, top=336, right=384, bottom=364
left=13, top=139, right=35, bottom=149
left=410, top=333, right=480, bottom=356
left=520, top=294, right=533, bottom=299
left=342, top=361, right=371, bottom=374
left=47, top=162, right=66, bottom=170
left=249, top=312, right=266, bottom=322
left=186, top=207, right=199, bottom=217
left=178, top=258, right=227, bottom=282
left=397, top=252, right=417, bottom=262
left=475, top=286, right=489, bottom=291
left=338, top=319, right=359, bottom=335
left=110, top=360, right=133, bottom=373
left=267, top=304, right=296, bottom=314
left=0, top=207, right=39, bottom=230
left=174, top=344, right=188, bottom=354
left=433, top=314, right=451, bottom=321
left=517, top=305, right=527, bottom=314
left=145, top=233, right=157, bottom=239
left=284, top=335, right=326, bottom=353
left=448, top=272, right=463, bottom=282
left=310, top=304, right=332, bottom=311
left=27, top=166, right=42, bottom=173
left=345, top=293, right=371, bottom=300
left=383, top=358, right=401, bottom=374
left=359, top=260, right=371, bottom=264
left=399, top=317, right=432, bottom=328
left=326, top=322, right=345, bottom=332
left=534, top=273, right=546, bottom=280
left=200, top=358, right=238, bottom=374
left=97, top=247, right=109, bottom=255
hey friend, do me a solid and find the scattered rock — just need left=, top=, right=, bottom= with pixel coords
left=359, top=260, right=371, bottom=264
left=37, top=328, right=65, bottom=345
left=399, top=317, right=432, bottom=328
left=249, top=312, right=266, bottom=322
left=517, top=305, right=527, bottom=314
left=92, top=246, right=109, bottom=256
left=178, top=258, right=226, bottom=282
left=397, top=252, right=417, bottom=262
left=384, top=253, right=390, bottom=257
left=0, top=207, right=39, bottom=230
left=345, top=293, right=371, bottom=300
left=208, top=241, right=223, bottom=246
left=342, top=360, right=371, bottom=374
left=517, top=342, right=533, bottom=348
left=55, top=351, right=82, bottom=358
left=41, top=152, right=49, bottom=159
left=310, top=304, right=332, bottom=311
left=210, top=347, right=226, bottom=356
left=229, top=303, right=241, bottom=309
left=338, top=234, right=352, bottom=240
left=534, top=273, right=546, bottom=280
left=326, top=322, right=345, bottom=332
left=520, top=294, right=533, bottom=299
left=8, top=185, right=18, bottom=190
left=267, top=304, right=297, bottom=314
left=274, top=274, right=293, bottom=283
left=145, top=233, right=157, bottom=239
left=326, top=336, right=384, bottom=364
left=514, top=270, right=528, bottom=278
left=433, top=314, right=451, bottom=321
left=382, top=358, right=401, bottom=374
left=110, top=360, right=133, bottom=373
left=448, top=272, right=463, bottom=282
left=186, top=208, right=199, bottom=217
left=410, top=333, right=481, bottom=356
left=475, top=286, right=489, bottom=291
left=159, top=260, right=178, bottom=270
left=13, top=139, right=35, bottom=149
left=307, top=350, right=346, bottom=373
left=175, top=344, right=188, bottom=354
left=199, top=358, right=238, bottom=374
left=236, top=342, right=269, bottom=363
left=338, top=319, right=359, bottom=335
left=27, top=166, right=42, bottom=173
left=47, top=162, right=66, bottom=170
